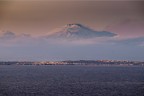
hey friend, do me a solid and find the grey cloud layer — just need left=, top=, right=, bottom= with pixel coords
left=112, top=37, right=144, bottom=46
left=0, top=36, right=144, bottom=61
left=0, top=30, right=144, bottom=46
left=0, top=30, right=144, bottom=61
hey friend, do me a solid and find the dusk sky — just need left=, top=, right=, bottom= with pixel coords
left=0, top=0, right=144, bottom=61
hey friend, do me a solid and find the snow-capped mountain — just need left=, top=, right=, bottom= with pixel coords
left=46, top=23, right=117, bottom=40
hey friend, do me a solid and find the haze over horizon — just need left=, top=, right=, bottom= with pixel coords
left=0, top=0, right=144, bottom=61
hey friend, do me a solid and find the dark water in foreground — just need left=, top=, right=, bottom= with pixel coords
left=0, top=65, right=144, bottom=96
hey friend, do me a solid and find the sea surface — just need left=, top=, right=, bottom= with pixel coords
left=0, top=65, right=144, bottom=96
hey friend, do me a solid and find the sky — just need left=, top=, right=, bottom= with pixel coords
left=0, top=0, right=144, bottom=61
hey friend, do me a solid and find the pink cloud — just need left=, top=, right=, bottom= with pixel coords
left=106, top=19, right=144, bottom=38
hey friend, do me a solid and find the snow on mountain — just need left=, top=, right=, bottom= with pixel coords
left=46, top=23, right=117, bottom=40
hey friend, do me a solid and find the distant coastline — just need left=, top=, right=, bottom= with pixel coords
left=0, top=60, right=144, bottom=66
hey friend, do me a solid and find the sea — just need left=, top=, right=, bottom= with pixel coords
left=0, top=65, right=144, bottom=96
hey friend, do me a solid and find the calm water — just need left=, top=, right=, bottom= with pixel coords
left=0, top=65, right=144, bottom=96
